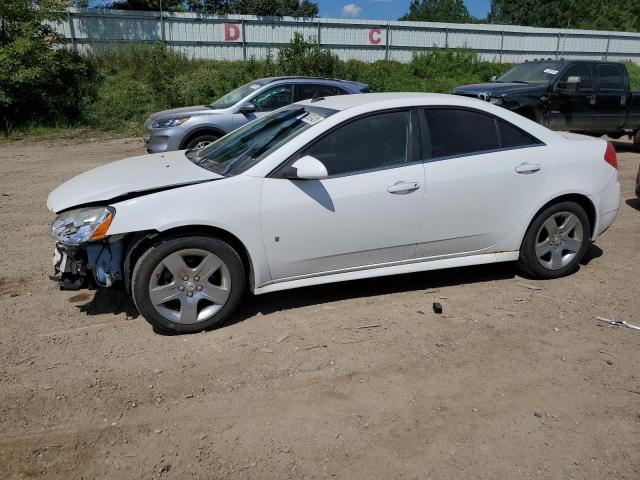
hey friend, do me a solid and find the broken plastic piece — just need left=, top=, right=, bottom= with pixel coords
left=596, top=317, right=640, bottom=332
left=433, top=302, right=443, bottom=314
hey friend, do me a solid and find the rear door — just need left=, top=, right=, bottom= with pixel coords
left=594, top=63, right=629, bottom=132
left=548, top=63, right=596, bottom=131
left=416, top=107, right=553, bottom=258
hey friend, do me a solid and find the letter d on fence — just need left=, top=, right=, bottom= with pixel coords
left=225, top=23, right=240, bottom=41
left=369, top=28, right=382, bottom=45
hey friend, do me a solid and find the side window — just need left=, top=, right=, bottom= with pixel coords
left=598, top=64, right=624, bottom=91
left=497, top=119, right=540, bottom=148
left=558, top=63, right=593, bottom=91
left=251, top=85, right=294, bottom=112
left=296, top=84, right=346, bottom=102
left=424, top=108, right=499, bottom=159
left=303, top=111, right=413, bottom=176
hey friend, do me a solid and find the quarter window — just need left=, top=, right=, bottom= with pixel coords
left=497, top=119, right=540, bottom=148
left=598, top=64, right=624, bottom=91
left=424, top=108, right=499, bottom=159
left=251, top=85, right=294, bottom=112
left=302, top=111, right=413, bottom=176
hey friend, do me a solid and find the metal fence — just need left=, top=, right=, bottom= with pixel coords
left=57, top=8, right=640, bottom=64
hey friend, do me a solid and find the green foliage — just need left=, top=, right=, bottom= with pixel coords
left=276, top=33, right=344, bottom=77
left=0, top=0, right=95, bottom=134
left=86, top=73, right=157, bottom=129
left=400, top=0, right=472, bottom=23
left=488, top=0, right=640, bottom=32
left=626, top=62, right=640, bottom=91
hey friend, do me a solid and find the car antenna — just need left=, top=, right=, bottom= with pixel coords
left=310, top=92, right=325, bottom=103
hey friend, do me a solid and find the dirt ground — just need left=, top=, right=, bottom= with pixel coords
left=0, top=135, right=638, bottom=480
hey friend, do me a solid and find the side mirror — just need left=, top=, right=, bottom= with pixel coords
left=556, top=76, right=580, bottom=94
left=239, top=103, right=256, bottom=114
left=286, top=155, right=328, bottom=180
left=489, top=75, right=497, bottom=82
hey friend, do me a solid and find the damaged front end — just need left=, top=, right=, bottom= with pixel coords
left=53, top=239, right=124, bottom=290
left=50, top=206, right=124, bottom=291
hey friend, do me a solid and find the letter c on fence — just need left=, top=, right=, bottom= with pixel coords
left=225, top=23, right=240, bottom=42
left=369, top=28, right=382, bottom=45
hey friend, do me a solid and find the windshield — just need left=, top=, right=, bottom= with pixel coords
left=497, top=62, right=564, bottom=85
left=189, top=105, right=337, bottom=176
left=209, top=81, right=266, bottom=109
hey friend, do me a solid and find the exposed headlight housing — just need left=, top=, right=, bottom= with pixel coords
left=488, top=97, right=503, bottom=105
left=151, top=116, right=191, bottom=128
left=50, top=207, right=115, bottom=245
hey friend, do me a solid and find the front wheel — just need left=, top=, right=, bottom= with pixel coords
left=518, top=201, right=591, bottom=279
left=131, top=235, right=245, bottom=333
left=184, top=134, right=219, bottom=151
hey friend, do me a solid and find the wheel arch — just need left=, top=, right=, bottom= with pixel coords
left=123, top=225, right=255, bottom=293
left=179, top=127, right=226, bottom=150
left=526, top=193, right=597, bottom=242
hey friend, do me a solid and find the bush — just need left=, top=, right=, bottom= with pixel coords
left=87, top=74, right=157, bottom=130
left=277, top=33, right=344, bottom=77
left=0, top=0, right=96, bottom=134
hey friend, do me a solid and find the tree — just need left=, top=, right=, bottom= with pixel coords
left=399, top=0, right=472, bottom=23
left=488, top=0, right=640, bottom=32
left=0, top=0, right=94, bottom=133
left=110, top=0, right=185, bottom=11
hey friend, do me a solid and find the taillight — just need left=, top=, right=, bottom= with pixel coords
left=604, top=142, right=618, bottom=170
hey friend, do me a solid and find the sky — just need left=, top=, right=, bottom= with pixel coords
left=317, top=0, right=492, bottom=20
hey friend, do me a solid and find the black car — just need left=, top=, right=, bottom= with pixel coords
left=452, top=60, right=640, bottom=144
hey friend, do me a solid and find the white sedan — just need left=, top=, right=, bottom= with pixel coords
left=48, top=93, right=621, bottom=333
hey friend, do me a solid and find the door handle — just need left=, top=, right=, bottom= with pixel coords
left=515, top=163, right=542, bottom=174
left=387, top=181, right=420, bottom=194
left=589, top=95, right=597, bottom=105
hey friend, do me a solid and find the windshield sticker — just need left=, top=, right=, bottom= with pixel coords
left=544, top=69, right=559, bottom=75
left=299, top=112, right=324, bottom=125
left=249, top=84, right=261, bottom=90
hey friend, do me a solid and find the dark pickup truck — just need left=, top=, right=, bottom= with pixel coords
left=452, top=59, right=640, bottom=143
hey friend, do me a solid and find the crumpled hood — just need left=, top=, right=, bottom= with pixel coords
left=451, top=82, right=544, bottom=98
left=47, top=150, right=222, bottom=213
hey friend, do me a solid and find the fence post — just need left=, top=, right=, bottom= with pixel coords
left=555, top=31, right=561, bottom=59
left=67, top=10, right=77, bottom=53
left=445, top=27, right=449, bottom=48
left=317, top=20, right=321, bottom=46
left=241, top=19, right=246, bottom=60
left=604, top=34, right=611, bottom=60
left=385, top=21, right=391, bottom=61
left=499, top=30, right=504, bottom=63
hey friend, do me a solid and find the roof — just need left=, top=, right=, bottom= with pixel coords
left=297, top=92, right=463, bottom=111
left=257, top=76, right=366, bottom=86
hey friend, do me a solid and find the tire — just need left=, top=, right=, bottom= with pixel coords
left=131, top=235, right=245, bottom=333
left=184, top=134, right=219, bottom=150
left=517, top=201, right=591, bottom=279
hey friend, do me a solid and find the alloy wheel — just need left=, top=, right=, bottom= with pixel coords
left=534, top=211, right=584, bottom=270
left=148, top=248, right=231, bottom=324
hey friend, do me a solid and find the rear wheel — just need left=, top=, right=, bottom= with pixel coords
left=132, top=235, right=245, bottom=333
left=518, top=201, right=591, bottom=279
left=184, top=134, right=219, bottom=150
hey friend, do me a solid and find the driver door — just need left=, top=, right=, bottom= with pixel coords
left=261, top=109, right=425, bottom=281
left=233, top=84, right=294, bottom=129
left=548, top=63, right=596, bottom=131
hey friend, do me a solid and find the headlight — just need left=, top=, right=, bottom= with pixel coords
left=50, top=207, right=115, bottom=245
left=151, top=116, right=191, bottom=128
left=489, top=97, right=503, bottom=105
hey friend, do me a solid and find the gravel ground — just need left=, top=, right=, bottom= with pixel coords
left=0, top=136, right=639, bottom=479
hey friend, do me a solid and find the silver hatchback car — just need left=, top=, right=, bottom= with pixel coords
left=144, top=76, right=369, bottom=153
